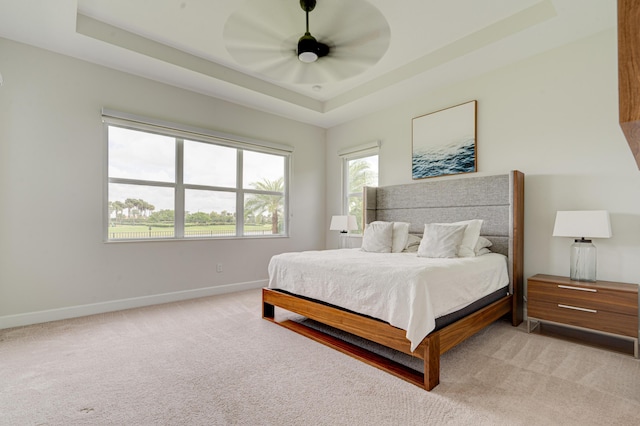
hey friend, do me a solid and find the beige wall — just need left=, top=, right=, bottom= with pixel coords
left=3, top=26, right=639, bottom=328
left=0, top=38, right=326, bottom=327
left=326, top=29, right=640, bottom=287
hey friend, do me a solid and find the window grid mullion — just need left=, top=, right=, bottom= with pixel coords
left=342, top=157, right=350, bottom=215
left=109, top=177, right=175, bottom=188
left=175, top=138, right=185, bottom=238
left=236, top=149, right=244, bottom=237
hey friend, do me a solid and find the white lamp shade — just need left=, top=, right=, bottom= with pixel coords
left=552, top=210, right=612, bottom=239
left=330, top=215, right=358, bottom=232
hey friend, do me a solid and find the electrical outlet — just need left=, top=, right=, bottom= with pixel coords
left=216, top=263, right=223, bottom=273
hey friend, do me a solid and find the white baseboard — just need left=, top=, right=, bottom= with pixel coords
left=0, top=280, right=267, bottom=330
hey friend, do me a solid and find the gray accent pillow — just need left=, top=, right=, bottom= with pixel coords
left=361, top=221, right=394, bottom=253
left=403, top=234, right=422, bottom=253
left=417, top=224, right=467, bottom=258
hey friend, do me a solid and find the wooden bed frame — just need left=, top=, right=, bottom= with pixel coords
left=263, top=170, right=524, bottom=391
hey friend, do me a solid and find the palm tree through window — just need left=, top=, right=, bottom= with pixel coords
left=346, top=155, right=378, bottom=233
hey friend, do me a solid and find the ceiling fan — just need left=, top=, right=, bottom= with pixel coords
left=296, top=0, right=329, bottom=63
left=223, top=0, right=390, bottom=85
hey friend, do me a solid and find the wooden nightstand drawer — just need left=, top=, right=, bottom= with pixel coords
left=528, top=279, right=638, bottom=316
left=527, top=274, right=639, bottom=357
left=528, top=299, right=638, bottom=338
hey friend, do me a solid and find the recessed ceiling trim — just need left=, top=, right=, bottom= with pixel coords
left=76, top=13, right=323, bottom=113
left=325, top=0, right=557, bottom=113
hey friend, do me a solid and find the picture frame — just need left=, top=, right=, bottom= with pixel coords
left=411, top=100, right=477, bottom=179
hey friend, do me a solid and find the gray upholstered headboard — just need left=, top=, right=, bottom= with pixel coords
left=364, top=171, right=524, bottom=298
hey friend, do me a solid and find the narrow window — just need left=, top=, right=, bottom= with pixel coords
left=341, top=142, right=379, bottom=233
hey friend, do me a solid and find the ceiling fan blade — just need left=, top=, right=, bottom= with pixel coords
left=223, top=6, right=296, bottom=53
left=313, top=1, right=390, bottom=64
left=223, top=0, right=390, bottom=84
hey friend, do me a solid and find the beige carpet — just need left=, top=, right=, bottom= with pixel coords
left=1, top=289, right=639, bottom=425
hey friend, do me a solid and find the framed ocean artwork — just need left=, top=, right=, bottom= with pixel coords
left=411, top=100, right=477, bottom=179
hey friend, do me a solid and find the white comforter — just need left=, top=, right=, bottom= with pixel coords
left=268, top=249, right=509, bottom=351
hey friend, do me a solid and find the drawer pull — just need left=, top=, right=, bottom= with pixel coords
left=558, top=304, right=597, bottom=313
left=558, top=285, right=597, bottom=293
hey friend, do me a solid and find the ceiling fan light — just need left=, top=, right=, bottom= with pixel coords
left=299, top=51, right=318, bottom=63
left=298, top=32, right=319, bottom=63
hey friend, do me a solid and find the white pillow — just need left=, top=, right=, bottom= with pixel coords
left=417, top=223, right=467, bottom=258
left=391, top=222, right=411, bottom=253
left=474, top=236, right=493, bottom=255
left=361, top=221, right=394, bottom=253
left=432, top=219, right=483, bottom=257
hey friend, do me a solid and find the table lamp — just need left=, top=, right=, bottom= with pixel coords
left=330, top=215, right=358, bottom=248
left=552, top=210, right=612, bottom=282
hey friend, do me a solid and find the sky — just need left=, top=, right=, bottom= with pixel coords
left=108, top=126, right=285, bottom=216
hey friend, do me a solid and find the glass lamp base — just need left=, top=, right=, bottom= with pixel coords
left=570, top=239, right=596, bottom=282
left=338, top=232, right=348, bottom=249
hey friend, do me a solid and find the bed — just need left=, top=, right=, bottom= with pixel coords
left=262, top=170, right=524, bottom=391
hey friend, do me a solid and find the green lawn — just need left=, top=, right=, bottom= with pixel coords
left=107, top=223, right=273, bottom=239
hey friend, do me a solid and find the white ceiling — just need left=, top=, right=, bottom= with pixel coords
left=0, top=0, right=616, bottom=128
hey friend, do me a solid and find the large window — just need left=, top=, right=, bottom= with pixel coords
left=104, top=111, right=290, bottom=241
left=341, top=143, right=379, bottom=233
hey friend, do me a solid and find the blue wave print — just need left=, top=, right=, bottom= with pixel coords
left=412, top=138, right=476, bottom=179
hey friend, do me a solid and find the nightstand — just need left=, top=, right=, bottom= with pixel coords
left=527, top=274, right=639, bottom=358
